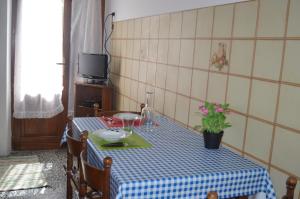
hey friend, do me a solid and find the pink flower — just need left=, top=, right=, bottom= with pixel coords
left=200, top=108, right=209, bottom=115
left=198, top=102, right=204, bottom=110
left=216, top=107, right=224, bottom=113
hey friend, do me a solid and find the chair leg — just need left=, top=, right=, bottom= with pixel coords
left=66, top=172, right=72, bottom=199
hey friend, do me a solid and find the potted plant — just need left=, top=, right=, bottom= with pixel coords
left=195, top=101, right=231, bottom=149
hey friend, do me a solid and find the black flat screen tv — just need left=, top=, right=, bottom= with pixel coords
left=78, top=53, right=108, bottom=80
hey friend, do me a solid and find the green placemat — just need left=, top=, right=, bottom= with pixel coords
left=88, top=131, right=152, bottom=150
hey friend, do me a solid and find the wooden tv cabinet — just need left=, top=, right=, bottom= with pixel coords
left=74, top=82, right=112, bottom=117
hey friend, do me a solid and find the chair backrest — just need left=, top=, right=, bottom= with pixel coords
left=66, top=130, right=88, bottom=158
left=207, top=176, right=298, bottom=199
left=80, top=151, right=112, bottom=199
left=94, top=103, right=145, bottom=117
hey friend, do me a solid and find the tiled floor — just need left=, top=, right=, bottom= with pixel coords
left=0, top=149, right=68, bottom=199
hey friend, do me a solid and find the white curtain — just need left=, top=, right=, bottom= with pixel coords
left=13, top=0, right=64, bottom=118
left=68, top=0, right=103, bottom=115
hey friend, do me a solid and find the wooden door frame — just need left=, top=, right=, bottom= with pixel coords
left=11, top=0, right=71, bottom=150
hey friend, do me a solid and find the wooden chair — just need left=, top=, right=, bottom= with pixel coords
left=93, top=103, right=145, bottom=117
left=80, top=151, right=112, bottom=199
left=64, top=129, right=88, bottom=199
left=207, top=176, right=298, bottom=199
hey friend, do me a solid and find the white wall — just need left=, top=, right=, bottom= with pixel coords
left=0, top=0, right=12, bottom=156
left=105, top=0, right=248, bottom=21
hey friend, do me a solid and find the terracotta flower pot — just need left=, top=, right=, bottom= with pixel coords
left=203, top=130, right=224, bottom=149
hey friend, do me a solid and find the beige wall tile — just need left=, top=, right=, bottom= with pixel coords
left=169, top=12, right=182, bottom=38
left=181, top=10, right=197, bottom=38
left=277, top=85, right=300, bottom=130
left=272, top=127, right=300, bottom=177
left=140, top=39, right=149, bottom=60
left=125, top=59, right=132, bottom=77
left=130, top=80, right=138, bottom=101
left=159, top=14, right=170, bottom=38
left=154, top=87, right=165, bottom=113
left=270, top=168, right=300, bottom=199
left=138, top=83, right=146, bottom=104
left=196, top=7, right=214, bottom=37
left=149, top=16, right=159, bottom=38
left=114, top=57, right=121, bottom=74
left=115, top=40, right=121, bottom=57
left=287, top=0, right=300, bottom=37
left=119, top=77, right=125, bottom=95
left=133, top=40, right=141, bottom=59
left=131, top=60, right=139, bottom=81
left=210, top=40, right=231, bottom=72
left=116, top=94, right=124, bottom=110
left=191, top=70, right=208, bottom=100
left=155, top=64, right=167, bottom=89
left=223, top=113, right=246, bottom=150
left=148, top=39, right=158, bottom=62
left=188, top=99, right=202, bottom=127
left=141, top=17, right=150, bottom=38
left=121, top=21, right=128, bottom=38
left=175, top=95, right=190, bottom=124
left=146, top=62, right=157, bottom=86
left=130, top=100, right=137, bottom=112
left=249, top=80, right=278, bottom=122
left=127, top=20, right=135, bottom=38
left=164, top=91, right=176, bottom=118
left=120, top=58, right=126, bottom=76
left=282, top=41, right=300, bottom=84
left=193, top=40, right=211, bottom=70
left=121, top=40, right=127, bottom=57
left=213, top=4, right=234, bottom=38
left=134, top=18, right=142, bottom=38
left=114, top=22, right=120, bottom=38
left=233, top=1, right=257, bottom=37
left=257, top=0, right=287, bottom=37
left=167, top=39, right=181, bottom=65
left=138, top=61, right=147, bottom=83
left=253, top=40, right=283, bottom=81
left=245, top=118, right=273, bottom=161
left=123, top=96, right=130, bottom=110
left=165, top=65, right=178, bottom=92
left=157, top=39, right=169, bottom=64
left=207, top=73, right=227, bottom=103
left=177, top=68, right=192, bottom=96
left=230, top=40, right=254, bottom=76
left=124, top=78, right=131, bottom=96
left=179, top=39, right=195, bottom=67
left=227, top=76, right=250, bottom=114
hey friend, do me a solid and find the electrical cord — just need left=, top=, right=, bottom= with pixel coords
left=104, top=12, right=115, bottom=69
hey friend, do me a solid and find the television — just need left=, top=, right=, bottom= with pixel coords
left=78, top=53, right=108, bottom=81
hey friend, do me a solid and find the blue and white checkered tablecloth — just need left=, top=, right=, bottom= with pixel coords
left=72, top=117, right=276, bottom=199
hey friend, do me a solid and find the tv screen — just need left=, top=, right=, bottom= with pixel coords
left=78, top=53, right=108, bottom=80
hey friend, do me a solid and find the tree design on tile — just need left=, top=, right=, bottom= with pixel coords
left=211, top=42, right=229, bottom=71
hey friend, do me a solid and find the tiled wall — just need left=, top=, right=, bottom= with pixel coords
left=109, top=0, right=300, bottom=197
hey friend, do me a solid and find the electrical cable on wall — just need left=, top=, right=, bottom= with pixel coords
left=104, top=12, right=115, bottom=75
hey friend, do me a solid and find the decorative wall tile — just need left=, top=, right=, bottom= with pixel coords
left=277, top=85, right=300, bottom=130
left=287, top=0, right=300, bottom=37
left=175, top=95, right=190, bottom=124
left=193, top=40, right=211, bottom=69
left=167, top=39, right=181, bottom=65
left=257, top=0, right=287, bottom=37
left=223, top=113, right=246, bottom=150
left=181, top=10, right=197, bottom=38
left=179, top=39, right=195, bottom=67
left=210, top=40, right=230, bottom=72
left=230, top=40, right=254, bottom=76
left=155, top=64, right=167, bottom=89
left=177, top=67, right=192, bottom=96
left=213, top=4, right=234, bottom=38
left=207, top=73, right=227, bottom=103
left=159, top=14, right=170, bottom=38
left=282, top=41, right=300, bottom=84
left=245, top=118, right=273, bottom=161
left=196, top=7, right=213, bottom=37
left=249, top=80, right=278, bottom=122
left=165, top=65, right=178, bottom=92
left=227, top=76, right=250, bottom=114
left=157, top=39, right=169, bottom=64
left=164, top=91, right=176, bottom=118
left=233, top=1, right=257, bottom=37
left=253, top=40, right=283, bottom=81
left=169, top=12, right=182, bottom=38
left=191, top=70, right=208, bottom=100
left=272, top=127, right=300, bottom=177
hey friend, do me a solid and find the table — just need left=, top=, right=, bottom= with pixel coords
left=72, top=117, right=276, bottom=199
